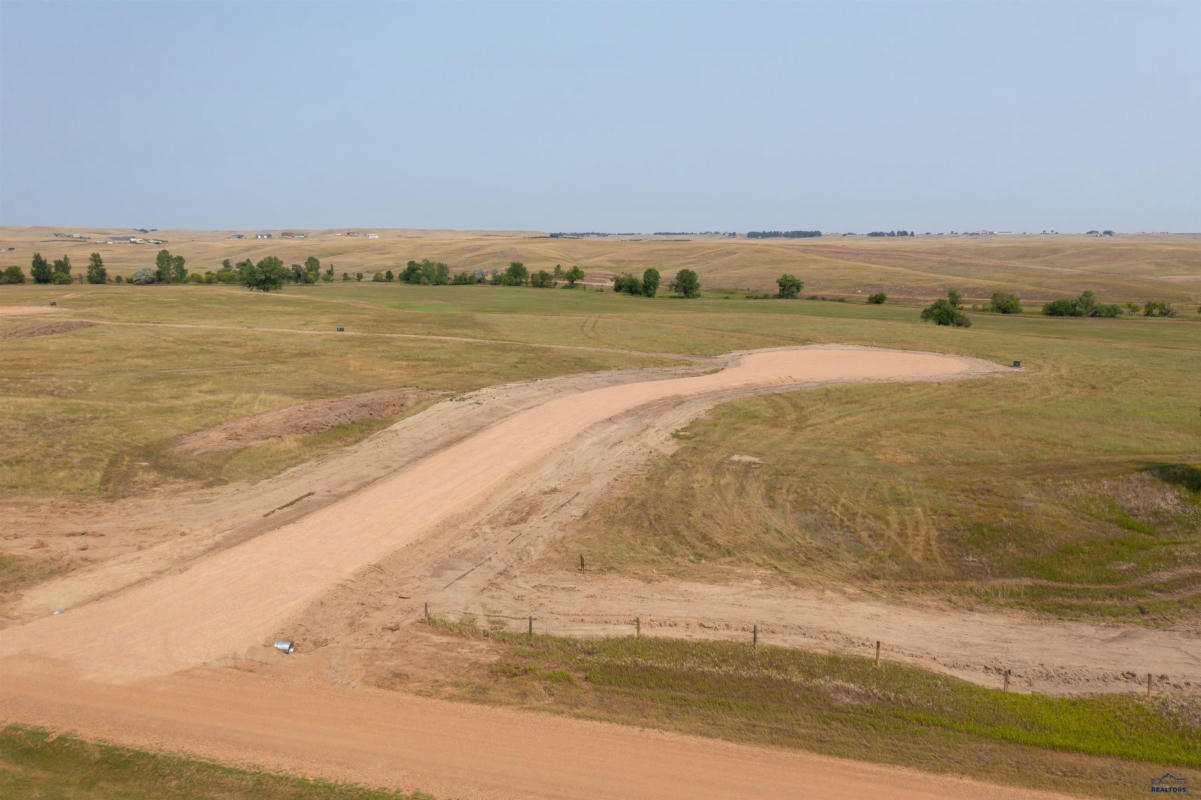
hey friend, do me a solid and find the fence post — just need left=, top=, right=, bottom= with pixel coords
left=635, top=616, right=641, bottom=637
left=1003, top=669, right=1011, bottom=692
left=424, top=602, right=429, bottom=623
left=579, top=554, right=585, bottom=571
left=1147, top=673, right=1153, bottom=699
left=528, top=616, right=533, bottom=637
left=753, top=624, right=758, bottom=647
left=875, top=640, right=881, bottom=666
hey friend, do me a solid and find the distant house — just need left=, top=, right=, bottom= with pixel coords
left=256, top=233, right=272, bottom=239
left=280, top=231, right=306, bottom=239
left=105, top=236, right=139, bottom=244
left=227, top=233, right=245, bottom=239
left=344, top=231, right=361, bottom=237
left=367, top=233, right=379, bottom=239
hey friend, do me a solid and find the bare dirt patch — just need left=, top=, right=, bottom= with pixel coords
left=0, top=305, right=64, bottom=317
left=174, top=388, right=441, bottom=454
left=0, top=320, right=92, bottom=341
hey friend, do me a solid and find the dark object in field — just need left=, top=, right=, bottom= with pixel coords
left=273, top=640, right=295, bottom=654
left=49, top=300, right=56, bottom=306
left=337, top=327, right=344, bottom=332
left=1013, top=360, right=1021, bottom=368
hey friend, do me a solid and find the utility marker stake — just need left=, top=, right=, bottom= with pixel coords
left=635, top=616, right=641, bottom=637
left=579, top=554, right=585, bottom=571
left=875, top=640, right=881, bottom=666
left=1147, top=673, right=1153, bottom=699
left=753, top=624, right=758, bottom=647
left=528, top=616, right=533, bottom=636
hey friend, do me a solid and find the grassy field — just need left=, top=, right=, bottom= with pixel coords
left=3, top=225, right=1199, bottom=303
left=2, top=280, right=1200, bottom=623
left=422, top=620, right=1200, bottom=799
left=0, top=725, right=431, bottom=800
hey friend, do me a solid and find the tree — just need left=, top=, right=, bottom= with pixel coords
left=355, top=272, right=364, bottom=281
left=241, top=255, right=289, bottom=291
left=304, top=256, right=320, bottom=274
left=323, top=265, right=334, bottom=282
left=984, top=292, right=1022, bottom=314
left=402, top=261, right=424, bottom=283
left=564, top=265, right=584, bottom=287
left=1, top=266, right=25, bottom=284
left=52, top=255, right=71, bottom=279
left=867, top=292, right=886, bottom=304
left=1144, top=300, right=1175, bottom=318
left=155, top=249, right=186, bottom=283
left=86, top=252, right=107, bottom=284
left=553, top=264, right=564, bottom=280
left=291, top=264, right=305, bottom=283
left=673, top=269, right=700, bottom=298
left=372, top=271, right=385, bottom=282
left=385, top=269, right=394, bottom=282
left=921, top=291, right=971, bottom=327
left=502, top=262, right=528, bottom=286
left=530, top=269, right=555, bottom=288
left=30, top=253, right=52, bottom=284
left=775, top=274, right=803, bottom=299
left=613, top=274, right=641, bottom=295
left=642, top=268, right=660, bottom=298
left=947, top=289, right=962, bottom=308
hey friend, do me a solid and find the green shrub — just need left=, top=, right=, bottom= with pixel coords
left=613, top=274, right=642, bottom=295
left=867, top=292, right=886, bottom=304
left=1093, top=303, right=1122, bottom=318
left=672, top=269, right=700, bottom=298
left=530, top=269, right=555, bottom=288
left=186, top=273, right=203, bottom=284
left=776, top=274, right=803, bottom=299
left=984, top=292, right=1022, bottom=313
left=0, top=266, right=25, bottom=284
left=564, top=265, right=585, bottom=286
left=921, top=291, right=971, bottom=327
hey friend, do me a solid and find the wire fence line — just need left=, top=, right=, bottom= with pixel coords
left=419, top=602, right=1172, bottom=698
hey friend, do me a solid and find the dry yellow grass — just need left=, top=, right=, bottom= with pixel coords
left=3, top=225, right=1199, bottom=304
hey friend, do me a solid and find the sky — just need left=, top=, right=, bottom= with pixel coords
left=1, top=1, right=1198, bottom=232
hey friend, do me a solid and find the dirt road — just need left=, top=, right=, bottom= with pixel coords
left=0, top=346, right=997, bottom=681
left=0, top=663, right=1071, bottom=800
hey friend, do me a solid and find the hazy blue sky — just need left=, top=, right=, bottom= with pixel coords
left=1, top=1, right=1197, bottom=232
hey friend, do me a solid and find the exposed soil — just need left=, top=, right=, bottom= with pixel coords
left=1, top=344, right=1194, bottom=797
left=0, top=319, right=94, bottom=340
left=0, top=305, right=64, bottom=316
left=0, top=662, right=1073, bottom=800
left=174, top=388, right=441, bottom=453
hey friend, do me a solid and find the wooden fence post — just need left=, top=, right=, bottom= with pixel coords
left=528, top=616, right=533, bottom=637
left=1003, top=669, right=1011, bottom=692
left=424, top=602, right=429, bottom=623
left=1147, top=673, right=1153, bottom=699
left=875, top=640, right=881, bottom=666
left=753, top=624, right=758, bottom=647
left=635, top=616, right=641, bottom=637
left=579, top=554, right=585, bottom=571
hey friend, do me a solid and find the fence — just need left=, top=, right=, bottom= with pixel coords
left=417, top=601, right=1167, bottom=697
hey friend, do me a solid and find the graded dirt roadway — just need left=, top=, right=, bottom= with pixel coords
left=0, top=664, right=1071, bottom=800
left=0, top=346, right=998, bottom=681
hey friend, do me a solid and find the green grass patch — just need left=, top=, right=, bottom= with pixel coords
left=424, top=620, right=1200, bottom=799
left=0, top=724, right=431, bottom=800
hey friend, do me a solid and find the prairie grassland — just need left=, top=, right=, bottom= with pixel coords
left=2, top=282, right=1199, bottom=624
left=0, top=725, right=430, bottom=800
left=425, top=620, right=1200, bottom=799
left=555, top=299, right=1201, bottom=623
left=3, top=225, right=1199, bottom=302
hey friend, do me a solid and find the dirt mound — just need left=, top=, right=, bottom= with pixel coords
left=0, top=319, right=94, bottom=340
left=175, top=388, right=440, bottom=454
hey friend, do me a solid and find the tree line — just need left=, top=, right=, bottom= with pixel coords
left=746, top=230, right=821, bottom=239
